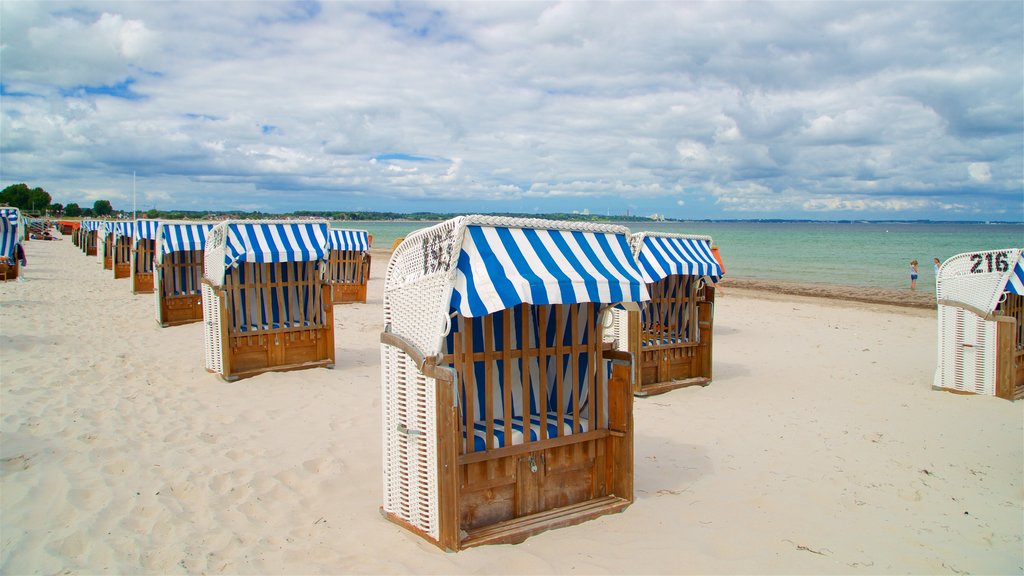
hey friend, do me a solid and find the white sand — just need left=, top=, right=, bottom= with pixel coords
left=1, top=238, right=1021, bottom=574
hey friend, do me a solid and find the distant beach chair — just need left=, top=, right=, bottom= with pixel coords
left=98, top=221, right=115, bottom=269
left=154, top=221, right=214, bottom=327
left=80, top=220, right=100, bottom=256
left=325, top=228, right=371, bottom=304
left=112, top=221, right=133, bottom=279
left=935, top=248, right=1024, bottom=400
left=389, top=236, right=404, bottom=252
left=131, top=219, right=160, bottom=294
left=0, top=208, right=22, bottom=281
left=201, top=220, right=335, bottom=381
left=381, top=215, right=647, bottom=550
left=606, top=232, right=723, bottom=396
left=57, top=220, right=78, bottom=236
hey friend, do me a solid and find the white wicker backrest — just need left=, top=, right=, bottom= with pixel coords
left=204, top=221, right=229, bottom=287
left=936, top=248, right=1023, bottom=318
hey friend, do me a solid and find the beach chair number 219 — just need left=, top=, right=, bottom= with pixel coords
left=969, top=251, right=1009, bottom=274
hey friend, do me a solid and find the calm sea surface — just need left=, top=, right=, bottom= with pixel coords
left=334, top=220, right=1024, bottom=290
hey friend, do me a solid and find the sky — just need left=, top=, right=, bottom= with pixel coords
left=1, top=1, right=1022, bottom=221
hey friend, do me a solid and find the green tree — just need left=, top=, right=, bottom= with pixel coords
left=1, top=183, right=52, bottom=213
left=49, top=202, right=64, bottom=215
left=93, top=199, right=113, bottom=216
left=65, top=203, right=82, bottom=217
left=145, top=208, right=159, bottom=219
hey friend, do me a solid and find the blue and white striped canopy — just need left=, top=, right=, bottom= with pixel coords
left=635, top=235, right=722, bottom=284
left=450, top=225, right=648, bottom=318
left=328, top=229, right=369, bottom=251
left=134, top=219, right=161, bottom=242
left=113, top=221, right=133, bottom=239
left=160, top=222, right=214, bottom=253
left=0, top=214, right=18, bottom=259
left=0, top=208, right=18, bottom=221
left=223, top=222, right=329, bottom=268
left=81, top=220, right=101, bottom=231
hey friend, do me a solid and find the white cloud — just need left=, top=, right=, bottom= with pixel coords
left=968, top=162, right=992, bottom=183
left=0, top=1, right=1020, bottom=219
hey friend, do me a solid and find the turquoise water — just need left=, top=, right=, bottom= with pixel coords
left=334, top=220, right=1024, bottom=290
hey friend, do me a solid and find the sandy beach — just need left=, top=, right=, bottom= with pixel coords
left=1, top=238, right=1021, bottom=575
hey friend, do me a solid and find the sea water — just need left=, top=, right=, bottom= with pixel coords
left=335, top=220, right=1024, bottom=290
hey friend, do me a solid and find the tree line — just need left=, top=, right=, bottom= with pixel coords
left=0, top=183, right=113, bottom=217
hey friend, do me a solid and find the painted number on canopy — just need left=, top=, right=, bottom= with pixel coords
left=969, top=252, right=1009, bottom=274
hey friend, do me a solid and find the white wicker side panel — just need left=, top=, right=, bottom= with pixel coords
left=381, top=342, right=439, bottom=541
left=202, top=284, right=224, bottom=375
left=605, top=308, right=630, bottom=352
left=936, top=305, right=996, bottom=395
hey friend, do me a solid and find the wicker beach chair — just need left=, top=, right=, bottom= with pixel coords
left=202, top=220, right=335, bottom=381
left=78, top=220, right=99, bottom=256
left=606, top=232, right=722, bottom=396
left=935, top=248, right=1024, bottom=400
left=130, top=219, right=161, bottom=294
left=112, top=221, right=133, bottom=279
left=0, top=208, right=22, bottom=281
left=326, top=228, right=371, bottom=304
left=380, top=215, right=648, bottom=550
left=153, top=221, right=214, bottom=327
left=98, top=221, right=115, bottom=269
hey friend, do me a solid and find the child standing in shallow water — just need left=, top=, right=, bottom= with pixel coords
left=910, top=259, right=919, bottom=290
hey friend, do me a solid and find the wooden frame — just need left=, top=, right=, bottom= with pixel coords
left=81, top=230, right=98, bottom=256
left=383, top=302, right=634, bottom=550
left=625, top=276, right=715, bottom=396
left=157, top=249, right=206, bottom=326
left=994, top=293, right=1024, bottom=400
left=102, top=232, right=114, bottom=269
left=0, top=257, right=19, bottom=281
left=113, top=234, right=132, bottom=279
left=206, top=261, right=335, bottom=381
left=132, top=238, right=156, bottom=294
left=327, top=249, right=370, bottom=304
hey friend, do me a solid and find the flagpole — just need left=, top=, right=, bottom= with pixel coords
left=133, top=171, right=137, bottom=220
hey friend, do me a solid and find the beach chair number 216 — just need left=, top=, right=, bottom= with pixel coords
left=969, top=251, right=1009, bottom=274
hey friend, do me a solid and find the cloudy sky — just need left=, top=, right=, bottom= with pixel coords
left=1, top=1, right=1021, bottom=220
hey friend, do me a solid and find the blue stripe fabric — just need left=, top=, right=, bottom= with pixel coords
left=134, top=219, right=161, bottom=241
left=328, top=229, right=369, bottom=251
left=1006, top=260, right=1024, bottom=295
left=160, top=223, right=214, bottom=254
left=0, top=216, right=17, bottom=259
left=451, top=225, right=647, bottom=317
left=0, top=209, right=20, bottom=258
left=636, top=235, right=722, bottom=284
left=223, top=222, right=329, bottom=268
left=113, top=221, right=133, bottom=238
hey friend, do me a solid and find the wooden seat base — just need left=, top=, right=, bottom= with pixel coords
left=461, top=495, right=630, bottom=549
left=635, top=376, right=710, bottom=397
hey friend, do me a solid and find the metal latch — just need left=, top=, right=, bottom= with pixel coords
left=397, top=424, right=424, bottom=436
left=528, top=454, right=538, bottom=473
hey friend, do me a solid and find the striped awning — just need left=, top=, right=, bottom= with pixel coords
left=0, top=215, right=18, bottom=258
left=160, top=222, right=214, bottom=253
left=134, top=219, right=161, bottom=242
left=223, top=222, right=329, bottom=268
left=113, top=221, right=133, bottom=238
left=450, top=225, right=648, bottom=318
left=81, top=220, right=100, bottom=231
left=328, top=229, right=370, bottom=252
left=635, top=234, right=722, bottom=284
